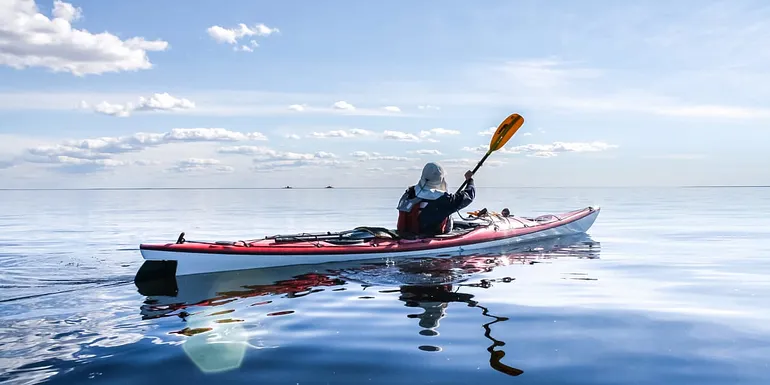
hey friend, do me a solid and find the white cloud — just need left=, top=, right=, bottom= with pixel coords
left=511, top=141, right=618, bottom=155
left=0, top=90, right=419, bottom=118
left=349, top=151, right=412, bottom=161
left=285, top=134, right=301, bottom=140
left=133, top=159, right=160, bottom=166
left=81, top=93, right=195, bottom=117
left=135, top=93, right=195, bottom=112
left=332, top=101, right=355, bottom=110
left=308, top=128, right=374, bottom=139
left=206, top=23, right=279, bottom=49
left=393, top=166, right=423, bottom=171
left=382, top=130, right=421, bottom=142
left=90, top=101, right=132, bottom=118
left=251, top=158, right=347, bottom=173
left=410, top=149, right=442, bottom=155
left=236, top=44, right=254, bottom=52
left=52, top=156, right=126, bottom=168
left=169, top=158, right=234, bottom=173
left=461, top=145, right=489, bottom=153
left=218, top=146, right=338, bottom=163
left=417, top=105, right=440, bottom=110
left=381, top=130, right=443, bottom=143
left=52, top=0, right=80, bottom=21
left=8, top=128, right=267, bottom=172
left=440, top=158, right=504, bottom=168
left=382, top=106, right=401, bottom=112
left=420, top=128, right=461, bottom=137
left=478, top=127, right=496, bottom=136
left=462, top=141, right=618, bottom=157
left=0, top=0, right=169, bottom=76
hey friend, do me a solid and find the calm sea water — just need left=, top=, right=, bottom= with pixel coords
left=1, top=187, right=769, bottom=384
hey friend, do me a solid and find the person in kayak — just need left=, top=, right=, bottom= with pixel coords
left=396, top=162, right=475, bottom=236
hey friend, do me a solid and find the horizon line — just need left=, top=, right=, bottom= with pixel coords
left=0, top=185, right=768, bottom=191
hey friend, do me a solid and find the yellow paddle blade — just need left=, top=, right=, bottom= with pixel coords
left=489, top=113, right=524, bottom=152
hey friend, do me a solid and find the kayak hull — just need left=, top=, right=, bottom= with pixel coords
left=140, top=206, right=600, bottom=276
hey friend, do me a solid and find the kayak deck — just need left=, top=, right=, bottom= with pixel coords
left=139, top=206, right=600, bottom=276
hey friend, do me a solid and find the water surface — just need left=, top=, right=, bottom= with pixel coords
left=1, top=187, right=769, bottom=384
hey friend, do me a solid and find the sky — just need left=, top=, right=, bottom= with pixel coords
left=0, top=0, right=769, bottom=188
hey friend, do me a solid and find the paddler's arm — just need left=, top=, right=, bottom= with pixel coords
left=449, top=171, right=475, bottom=211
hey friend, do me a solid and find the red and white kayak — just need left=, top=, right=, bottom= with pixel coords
left=139, top=206, right=600, bottom=276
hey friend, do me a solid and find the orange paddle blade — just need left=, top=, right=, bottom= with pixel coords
left=489, top=113, right=524, bottom=152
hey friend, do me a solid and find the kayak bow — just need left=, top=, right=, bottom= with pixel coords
left=139, top=206, right=600, bottom=276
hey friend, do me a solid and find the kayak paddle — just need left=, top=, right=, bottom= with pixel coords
left=455, top=113, right=525, bottom=194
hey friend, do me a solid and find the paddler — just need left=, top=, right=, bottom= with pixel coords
left=396, top=162, right=475, bottom=235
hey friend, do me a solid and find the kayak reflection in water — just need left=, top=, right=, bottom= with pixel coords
left=398, top=283, right=524, bottom=377
left=397, top=162, right=476, bottom=236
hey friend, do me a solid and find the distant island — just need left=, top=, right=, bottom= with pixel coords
left=284, top=186, right=292, bottom=189
left=325, top=185, right=334, bottom=189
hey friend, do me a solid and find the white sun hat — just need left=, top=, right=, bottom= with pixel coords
left=415, top=162, right=447, bottom=200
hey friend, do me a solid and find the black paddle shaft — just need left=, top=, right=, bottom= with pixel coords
left=454, top=151, right=491, bottom=194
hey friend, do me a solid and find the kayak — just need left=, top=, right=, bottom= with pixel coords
left=135, top=232, right=600, bottom=319
left=139, top=206, right=600, bottom=276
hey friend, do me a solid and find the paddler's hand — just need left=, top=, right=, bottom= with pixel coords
left=464, top=170, right=474, bottom=180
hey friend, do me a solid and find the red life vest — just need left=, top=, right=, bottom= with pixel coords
left=397, top=200, right=422, bottom=234
left=397, top=193, right=448, bottom=235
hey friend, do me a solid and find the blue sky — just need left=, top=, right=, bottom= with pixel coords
left=0, top=0, right=768, bottom=188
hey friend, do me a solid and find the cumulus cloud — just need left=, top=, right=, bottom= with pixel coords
left=206, top=23, right=278, bottom=51
left=382, top=130, right=439, bottom=143
left=308, top=128, right=374, bottom=139
left=251, top=158, right=346, bottom=173
left=81, top=93, right=195, bottom=117
left=393, top=166, right=423, bottom=171
left=349, top=151, right=412, bottom=161
left=133, top=159, right=160, bottom=166
left=332, top=101, right=355, bottom=110
left=420, top=128, right=460, bottom=137
left=441, top=158, right=504, bottom=168
left=462, top=141, right=618, bottom=157
left=382, top=106, right=401, bottom=112
left=10, top=128, right=267, bottom=173
left=304, top=128, right=446, bottom=142
left=218, top=145, right=337, bottom=161
left=0, top=0, right=169, bottom=76
left=169, top=158, right=234, bottom=173
left=285, top=134, right=301, bottom=140
left=477, top=127, right=496, bottom=136
left=52, top=0, right=79, bottom=21
left=410, top=149, right=442, bottom=155
left=382, top=130, right=422, bottom=142
left=288, top=104, right=306, bottom=112
left=54, top=157, right=128, bottom=174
